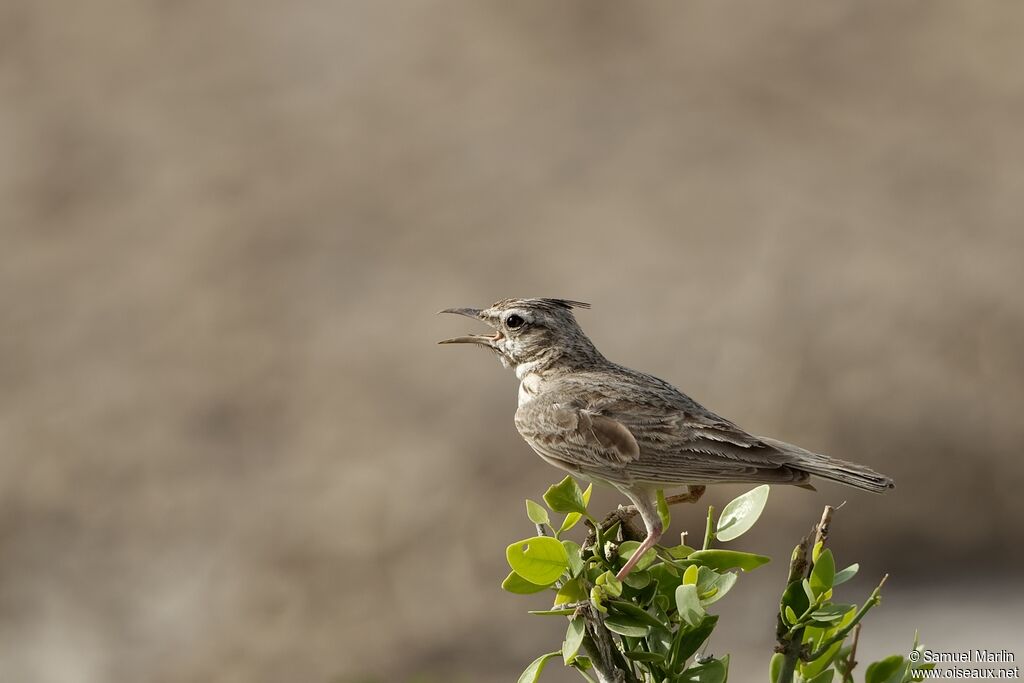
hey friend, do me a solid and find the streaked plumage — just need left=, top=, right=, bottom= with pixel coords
left=440, top=298, right=893, bottom=578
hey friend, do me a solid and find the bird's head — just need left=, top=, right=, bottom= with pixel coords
left=438, top=298, right=601, bottom=374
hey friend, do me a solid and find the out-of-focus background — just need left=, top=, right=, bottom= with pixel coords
left=3, top=1, right=1023, bottom=681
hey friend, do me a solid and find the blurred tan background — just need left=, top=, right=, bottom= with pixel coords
left=2, top=1, right=1024, bottom=681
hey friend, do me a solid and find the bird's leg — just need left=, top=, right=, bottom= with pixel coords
left=600, top=485, right=706, bottom=535
left=614, top=489, right=664, bottom=581
left=666, top=485, right=705, bottom=506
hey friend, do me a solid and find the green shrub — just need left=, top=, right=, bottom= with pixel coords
left=503, top=477, right=933, bottom=683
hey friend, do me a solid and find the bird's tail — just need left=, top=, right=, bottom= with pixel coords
left=760, top=437, right=895, bottom=493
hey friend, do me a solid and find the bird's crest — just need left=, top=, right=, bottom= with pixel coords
left=493, top=298, right=591, bottom=312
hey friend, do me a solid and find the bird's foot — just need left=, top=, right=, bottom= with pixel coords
left=665, top=485, right=706, bottom=506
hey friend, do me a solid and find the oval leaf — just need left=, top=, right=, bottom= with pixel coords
left=603, top=615, right=651, bottom=637
left=528, top=608, right=576, bottom=616
left=562, top=540, right=584, bottom=578
left=526, top=499, right=550, bottom=526
left=688, top=549, right=771, bottom=572
left=700, top=571, right=737, bottom=606
left=674, top=584, right=706, bottom=628
left=517, top=651, right=561, bottom=683
left=554, top=577, right=587, bottom=606
left=810, top=549, right=836, bottom=595
left=544, top=476, right=587, bottom=514
left=557, top=484, right=593, bottom=532
left=683, top=657, right=727, bottom=683
left=715, top=485, right=770, bottom=542
left=865, top=655, right=905, bottom=683
left=657, top=488, right=672, bottom=530
left=671, top=613, right=718, bottom=664
left=507, top=536, right=569, bottom=586
left=770, top=652, right=785, bottom=683
left=502, top=571, right=549, bottom=594
left=624, top=651, right=666, bottom=663
left=833, top=563, right=859, bottom=586
left=563, top=618, right=586, bottom=665
left=607, top=599, right=668, bottom=629
left=780, top=580, right=810, bottom=622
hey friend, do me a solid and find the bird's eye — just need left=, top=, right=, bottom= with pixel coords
left=505, top=314, right=525, bottom=329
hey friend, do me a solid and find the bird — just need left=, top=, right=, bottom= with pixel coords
left=439, top=298, right=894, bottom=579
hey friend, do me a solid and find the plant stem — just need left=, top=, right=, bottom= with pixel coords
left=702, top=505, right=715, bottom=550
left=804, top=576, right=887, bottom=661
left=774, top=505, right=833, bottom=683
left=840, top=623, right=861, bottom=683
left=579, top=603, right=639, bottom=683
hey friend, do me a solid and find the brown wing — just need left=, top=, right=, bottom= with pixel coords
left=515, top=397, right=640, bottom=474
left=539, top=370, right=809, bottom=485
left=605, top=405, right=811, bottom=485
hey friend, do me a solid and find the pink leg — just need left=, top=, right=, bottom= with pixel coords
left=614, top=486, right=666, bottom=581
left=615, top=520, right=663, bottom=580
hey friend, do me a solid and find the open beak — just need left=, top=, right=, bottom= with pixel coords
left=437, top=307, right=502, bottom=346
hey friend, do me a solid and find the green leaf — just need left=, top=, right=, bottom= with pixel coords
left=528, top=608, right=576, bottom=616
left=671, top=614, right=718, bottom=666
left=675, top=584, right=706, bottom=628
left=810, top=604, right=855, bottom=623
left=812, top=540, right=824, bottom=563
left=630, top=578, right=660, bottom=607
left=563, top=540, right=584, bottom=577
left=687, top=549, right=771, bottom=572
left=865, top=655, right=906, bottom=683
left=517, top=651, right=561, bottom=683
left=557, top=484, right=594, bottom=533
left=622, top=569, right=651, bottom=589
left=554, top=577, right=587, bottom=606
left=545, top=476, right=588, bottom=514
left=683, top=564, right=699, bottom=585
left=784, top=605, right=799, bottom=625
left=595, top=570, right=623, bottom=597
left=618, top=540, right=658, bottom=572
left=769, top=652, right=784, bottom=683
left=805, top=670, right=835, bottom=683
left=802, top=605, right=856, bottom=678
left=833, top=563, right=859, bottom=586
left=624, top=650, right=666, bottom=663
left=715, top=484, right=770, bottom=542
left=679, top=656, right=727, bottom=683
left=526, top=499, right=550, bottom=526
left=608, top=599, right=668, bottom=629
left=657, top=488, right=671, bottom=530
left=697, top=568, right=737, bottom=606
left=604, top=615, right=651, bottom=637
left=667, top=544, right=696, bottom=559
left=572, top=656, right=593, bottom=673
left=563, top=618, right=586, bottom=665
left=502, top=570, right=549, bottom=594
left=802, top=578, right=816, bottom=606
left=648, top=563, right=681, bottom=606
left=780, top=580, right=811, bottom=622
left=810, top=549, right=836, bottom=595
left=507, top=536, right=569, bottom=586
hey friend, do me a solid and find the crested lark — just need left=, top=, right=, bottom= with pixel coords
left=440, top=298, right=893, bottom=579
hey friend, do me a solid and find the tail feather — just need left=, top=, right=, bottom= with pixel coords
left=759, top=437, right=895, bottom=493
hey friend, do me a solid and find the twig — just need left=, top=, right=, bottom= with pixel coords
left=579, top=603, right=638, bottom=683
left=595, top=488, right=706, bottom=543
left=813, top=505, right=834, bottom=549
left=804, top=575, right=887, bottom=662
left=774, top=505, right=833, bottom=683
left=702, top=505, right=716, bottom=550
left=840, top=624, right=861, bottom=683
